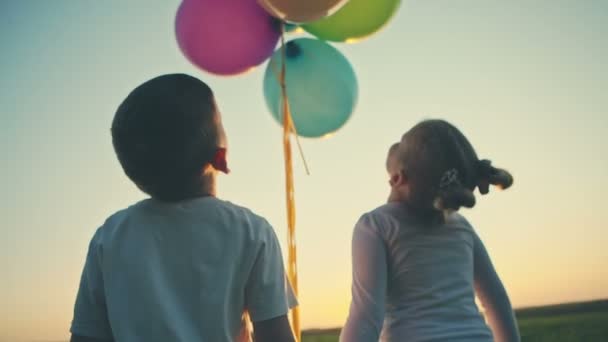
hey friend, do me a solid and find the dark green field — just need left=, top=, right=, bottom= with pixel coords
left=302, top=299, right=608, bottom=342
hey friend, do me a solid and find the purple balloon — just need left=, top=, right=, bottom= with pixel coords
left=176, top=0, right=281, bottom=76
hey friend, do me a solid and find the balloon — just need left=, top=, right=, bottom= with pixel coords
left=283, top=22, right=299, bottom=33
left=258, top=0, right=346, bottom=23
left=176, top=0, right=281, bottom=76
left=263, top=38, right=358, bottom=138
left=303, top=0, right=400, bottom=43
left=283, top=22, right=306, bottom=36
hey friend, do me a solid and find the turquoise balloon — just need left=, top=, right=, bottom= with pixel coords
left=263, top=38, right=358, bottom=138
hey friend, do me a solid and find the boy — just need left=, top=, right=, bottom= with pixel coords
left=70, top=74, right=296, bottom=342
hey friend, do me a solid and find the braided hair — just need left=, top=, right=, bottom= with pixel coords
left=396, top=120, right=513, bottom=221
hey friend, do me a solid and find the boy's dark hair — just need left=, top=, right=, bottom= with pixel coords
left=399, top=119, right=513, bottom=220
left=111, top=74, right=220, bottom=202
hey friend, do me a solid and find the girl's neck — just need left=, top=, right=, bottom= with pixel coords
left=388, top=188, right=406, bottom=203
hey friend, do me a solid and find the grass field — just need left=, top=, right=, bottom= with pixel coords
left=302, top=299, right=608, bottom=342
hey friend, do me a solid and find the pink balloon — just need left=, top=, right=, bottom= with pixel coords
left=176, top=0, right=281, bottom=76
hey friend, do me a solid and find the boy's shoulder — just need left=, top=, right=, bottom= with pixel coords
left=98, top=197, right=275, bottom=238
left=215, top=198, right=274, bottom=230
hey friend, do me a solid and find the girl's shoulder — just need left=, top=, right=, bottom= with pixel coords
left=363, top=202, right=404, bottom=224
left=445, top=212, right=476, bottom=231
left=367, top=202, right=411, bottom=217
left=363, top=204, right=478, bottom=236
left=358, top=202, right=420, bottom=238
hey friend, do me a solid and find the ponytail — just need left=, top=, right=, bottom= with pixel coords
left=433, top=160, right=513, bottom=212
left=476, top=159, right=513, bottom=195
left=398, top=120, right=514, bottom=222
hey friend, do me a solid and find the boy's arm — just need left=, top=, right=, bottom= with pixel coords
left=253, top=315, right=295, bottom=342
left=70, top=335, right=114, bottom=342
left=245, top=221, right=296, bottom=342
left=473, top=231, right=521, bottom=342
left=70, top=228, right=114, bottom=341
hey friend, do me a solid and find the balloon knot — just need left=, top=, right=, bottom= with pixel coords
left=270, top=17, right=283, bottom=33
left=286, top=41, right=302, bottom=58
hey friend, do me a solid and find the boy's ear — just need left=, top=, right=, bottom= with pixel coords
left=211, top=148, right=230, bottom=174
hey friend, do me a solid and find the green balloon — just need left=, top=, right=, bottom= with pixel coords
left=303, top=0, right=401, bottom=43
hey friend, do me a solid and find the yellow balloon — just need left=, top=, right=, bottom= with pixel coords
left=258, top=0, right=347, bottom=23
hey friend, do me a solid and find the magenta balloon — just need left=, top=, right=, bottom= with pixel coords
left=176, top=0, right=281, bottom=76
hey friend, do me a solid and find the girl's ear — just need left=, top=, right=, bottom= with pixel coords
left=388, top=173, right=399, bottom=186
left=390, top=170, right=407, bottom=187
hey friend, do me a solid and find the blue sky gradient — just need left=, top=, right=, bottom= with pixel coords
left=1, top=1, right=607, bottom=340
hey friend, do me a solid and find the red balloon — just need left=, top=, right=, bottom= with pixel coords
left=176, top=0, right=281, bottom=76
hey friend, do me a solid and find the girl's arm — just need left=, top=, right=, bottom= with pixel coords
left=340, top=214, right=387, bottom=342
left=473, top=232, right=521, bottom=342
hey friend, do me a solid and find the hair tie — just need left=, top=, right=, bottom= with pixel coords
left=439, top=168, right=460, bottom=189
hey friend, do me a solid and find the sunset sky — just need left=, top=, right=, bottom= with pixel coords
left=1, top=1, right=607, bottom=341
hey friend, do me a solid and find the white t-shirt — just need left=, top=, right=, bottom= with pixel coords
left=71, top=196, right=297, bottom=342
left=340, top=203, right=520, bottom=342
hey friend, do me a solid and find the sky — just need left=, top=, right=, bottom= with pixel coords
left=1, top=1, right=607, bottom=341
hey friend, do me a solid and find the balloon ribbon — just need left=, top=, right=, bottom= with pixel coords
left=278, top=32, right=301, bottom=342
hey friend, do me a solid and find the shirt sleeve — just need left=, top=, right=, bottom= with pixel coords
left=245, top=222, right=298, bottom=322
left=473, top=231, right=521, bottom=342
left=340, top=214, right=387, bottom=342
left=70, top=228, right=113, bottom=339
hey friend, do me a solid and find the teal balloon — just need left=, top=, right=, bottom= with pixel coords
left=263, top=38, right=358, bottom=138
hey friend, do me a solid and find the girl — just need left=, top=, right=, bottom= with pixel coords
left=340, top=120, right=520, bottom=342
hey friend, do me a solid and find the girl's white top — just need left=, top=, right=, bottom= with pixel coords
left=340, top=203, right=520, bottom=342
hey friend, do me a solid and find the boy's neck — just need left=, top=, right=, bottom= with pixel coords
left=201, top=173, right=217, bottom=197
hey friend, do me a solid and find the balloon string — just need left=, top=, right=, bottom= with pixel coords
left=293, top=128, right=310, bottom=175
left=279, top=27, right=301, bottom=342
left=271, top=34, right=310, bottom=176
